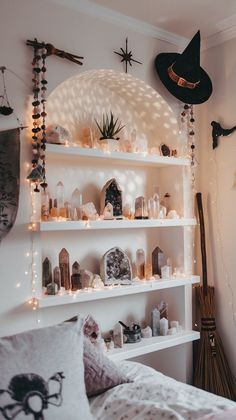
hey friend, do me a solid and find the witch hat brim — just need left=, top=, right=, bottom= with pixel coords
left=155, top=30, right=213, bottom=104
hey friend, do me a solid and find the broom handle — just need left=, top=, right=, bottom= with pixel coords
left=196, top=192, right=208, bottom=296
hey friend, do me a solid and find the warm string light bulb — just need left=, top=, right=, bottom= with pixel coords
left=26, top=183, right=40, bottom=315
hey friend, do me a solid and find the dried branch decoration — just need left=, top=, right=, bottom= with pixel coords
left=26, top=39, right=84, bottom=65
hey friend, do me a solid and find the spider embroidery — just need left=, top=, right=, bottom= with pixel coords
left=114, top=38, right=142, bottom=73
left=0, top=372, right=65, bottom=420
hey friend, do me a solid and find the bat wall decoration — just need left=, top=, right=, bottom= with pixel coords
left=211, top=120, right=236, bottom=149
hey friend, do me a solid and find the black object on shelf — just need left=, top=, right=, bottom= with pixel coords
left=119, top=321, right=141, bottom=343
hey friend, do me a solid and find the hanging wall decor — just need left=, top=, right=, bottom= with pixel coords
left=26, top=40, right=49, bottom=192
left=0, top=66, right=13, bottom=116
left=26, top=39, right=84, bottom=65
left=26, top=39, right=84, bottom=192
left=154, top=30, right=212, bottom=105
left=0, top=128, right=20, bottom=242
left=114, top=37, right=142, bottom=73
left=0, top=66, right=26, bottom=128
left=211, top=120, right=236, bottom=149
left=181, top=104, right=197, bottom=186
left=154, top=31, right=211, bottom=189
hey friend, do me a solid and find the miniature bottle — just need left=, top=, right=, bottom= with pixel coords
left=56, top=181, right=65, bottom=216
left=41, top=190, right=50, bottom=221
left=134, top=196, right=148, bottom=219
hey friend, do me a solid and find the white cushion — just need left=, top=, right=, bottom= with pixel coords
left=0, top=318, right=94, bottom=420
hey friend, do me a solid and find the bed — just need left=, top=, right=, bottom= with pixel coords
left=0, top=317, right=235, bottom=420
left=90, top=360, right=236, bottom=420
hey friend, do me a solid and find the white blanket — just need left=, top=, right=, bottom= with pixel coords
left=89, top=361, right=236, bottom=420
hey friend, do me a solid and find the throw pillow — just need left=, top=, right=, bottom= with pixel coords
left=84, top=336, right=130, bottom=397
left=0, top=319, right=94, bottom=420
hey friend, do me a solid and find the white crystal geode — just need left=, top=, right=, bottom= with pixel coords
left=100, top=247, right=132, bottom=285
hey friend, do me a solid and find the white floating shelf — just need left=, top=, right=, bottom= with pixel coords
left=46, top=144, right=191, bottom=167
left=37, top=276, right=200, bottom=308
left=40, top=218, right=197, bottom=231
left=108, top=331, right=200, bottom=361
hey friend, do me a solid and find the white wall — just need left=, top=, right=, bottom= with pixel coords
left=0, top=0, right=178, bottom=335
left=199, top=39, right=236, bottom=377
left=1, top=0, right=235, bottom=383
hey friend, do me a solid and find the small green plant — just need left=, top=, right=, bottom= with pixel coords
left=95, top=112, right=125, bottom=140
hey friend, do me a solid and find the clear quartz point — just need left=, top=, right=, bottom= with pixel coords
left=71, top=188, right=82, bottom=220
left=153, top=185, right=160, bottom=218
left=56, top=181, right=65, bottom=212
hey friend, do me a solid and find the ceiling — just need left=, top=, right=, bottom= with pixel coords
left=50, top=0, right=236, bottom=48
left=90, top=0, right=236, bottom=40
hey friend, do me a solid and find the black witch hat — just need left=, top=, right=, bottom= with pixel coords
left=155, top=30, right=212, bottom=104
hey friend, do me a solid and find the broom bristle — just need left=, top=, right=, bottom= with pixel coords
left=194, top=285, right=236, bottom=401
left=196, top=285, right=215, bottom=317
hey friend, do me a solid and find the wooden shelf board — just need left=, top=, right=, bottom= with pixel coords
left=37, top=276, right=200, bottom=308
left=40, top=218, right=197, bottom=231
left=108, top=330, right=200, bottom=361
left=46, top=144, right=191, bottom=167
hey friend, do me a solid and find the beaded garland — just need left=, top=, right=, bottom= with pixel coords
left=31, top=41, right=48, bottom=192
left=181, top=103, right=196, bottom=187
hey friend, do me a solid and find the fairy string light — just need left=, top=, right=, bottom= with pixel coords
left=26, top=183, right=39, bottom=312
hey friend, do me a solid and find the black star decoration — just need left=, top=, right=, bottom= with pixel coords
left=114, top=37, right=142, bottom=73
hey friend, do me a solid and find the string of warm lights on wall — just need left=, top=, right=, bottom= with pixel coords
left=27, top=183, right=39, bottom=312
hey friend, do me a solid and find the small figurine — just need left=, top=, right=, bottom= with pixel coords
left=160, top=143, right=171, bottom=157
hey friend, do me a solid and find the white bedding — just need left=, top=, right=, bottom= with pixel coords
left=89, top=361, right=236, bottom=420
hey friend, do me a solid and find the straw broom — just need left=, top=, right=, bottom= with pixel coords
left=193, top=192, right=236, bottom=400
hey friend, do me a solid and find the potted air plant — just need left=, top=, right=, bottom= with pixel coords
left=95, top=111, right=125, bottom=152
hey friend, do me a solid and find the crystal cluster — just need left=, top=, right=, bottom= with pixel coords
left=42, top=249, right=104, bottom=295
left=41, top=178, right=180, bottom=222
